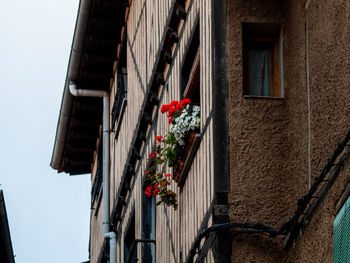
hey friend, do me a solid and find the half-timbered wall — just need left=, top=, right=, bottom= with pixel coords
left=89, top=0, right=216, bottom=262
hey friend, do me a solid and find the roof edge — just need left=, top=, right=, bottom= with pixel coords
left=50, top=0, right=93, bottom=171
left=0, top=190, right=15, bottom=263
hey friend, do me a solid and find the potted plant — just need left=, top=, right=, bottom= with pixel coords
left=144, top=98, right=200, bottom=209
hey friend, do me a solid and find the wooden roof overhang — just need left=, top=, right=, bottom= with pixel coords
left=51, top=0, right=129, bottom=175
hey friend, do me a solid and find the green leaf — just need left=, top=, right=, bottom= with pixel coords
left=156, top=158, right=164, bottom=164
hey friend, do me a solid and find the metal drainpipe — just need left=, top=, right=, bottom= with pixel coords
left=69, top=82, right=116, bottom=263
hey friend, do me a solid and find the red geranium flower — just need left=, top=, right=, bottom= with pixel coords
left=170, top=100, right=179, bottom=107
left=145, top=185, right=152, bottom=197
left=166, top=173, right=171, bottom=177
left=168, top=107, right=176, bottom=116
left=180, top=98, right=191, bottom=106
left=153, top=188, right=160, bottom=196
left=155, top=136, right=163, bottom=142
left=168, top=117, right=174, bottom=124
left=175, top=104, right=184, bottom=111
left=153, top=183, right=159, bottom=188
left=161, top=104, right=171, bottom=113
left=149, top=151, right=157, bottom=159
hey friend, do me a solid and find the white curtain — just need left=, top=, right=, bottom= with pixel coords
left=248, top=48, right=271, bottom=96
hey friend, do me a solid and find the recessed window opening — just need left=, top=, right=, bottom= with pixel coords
left=173, top=21, right=201, bottom=187
left=142, top=183, right=156, bottom=263
left=181, top=22, right=200, bottom=104
left=91, top=139, right=103, bottom=205
left=112, top=41, right=128, bottom=128
left=118, top=40, right=128, bottom=92
left=124, top=211, right=136, bottom=263
left=243, top=23, right=283, bottom=98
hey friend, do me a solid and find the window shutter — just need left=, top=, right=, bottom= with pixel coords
left=333, top=196, right=350, bottom=262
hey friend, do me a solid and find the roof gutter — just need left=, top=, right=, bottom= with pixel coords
left=50, top=0, right=93, bottom=171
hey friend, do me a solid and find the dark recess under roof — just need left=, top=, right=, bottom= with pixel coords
left=52, top=0, right=129, bottom=175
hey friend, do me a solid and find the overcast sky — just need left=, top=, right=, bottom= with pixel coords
left=0, top=1, right=91, bottom=262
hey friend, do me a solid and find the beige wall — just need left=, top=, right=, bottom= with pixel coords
left=227, top=0, right=350, bottom=262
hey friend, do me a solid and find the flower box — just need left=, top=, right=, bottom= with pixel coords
left=144, top=98, right=200, bottom=209
left=173, top=131, right=201, bottom=186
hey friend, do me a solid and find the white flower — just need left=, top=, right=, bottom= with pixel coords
left=169, top=105, right=200, bottom=144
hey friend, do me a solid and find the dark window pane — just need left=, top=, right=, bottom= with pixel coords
left=142, top=193, right=155, bottom=263
left=124, top=213, right=136, bottom=263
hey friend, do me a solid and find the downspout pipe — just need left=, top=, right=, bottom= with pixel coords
left=69, top=83, right=116, bottom=263
left=104, top=232, right=117, bottom=263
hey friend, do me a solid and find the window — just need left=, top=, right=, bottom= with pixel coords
left=181, top=22, right=199, bottom=103
left=173, top=22, right=201, bottom=186
left=142, top=184, right=156, bottom=263
left=91, top=138, right=103, bottom=205
left=112, top=40, right=128, bottom=134
left=243, top=23, right=283, bottom=98
left=124, top=212, right=136, bottom=263
left=333, top=195, right=350, bottom=262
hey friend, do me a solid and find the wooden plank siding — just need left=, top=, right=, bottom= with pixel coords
left=89, top=0, right=215, bottom=262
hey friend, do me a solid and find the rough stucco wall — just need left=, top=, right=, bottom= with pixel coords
left=227, top=0, right=303, bottom=261
left=227, top=0, right=350, bottom=262
left=286, top=0, right=350, bottom=262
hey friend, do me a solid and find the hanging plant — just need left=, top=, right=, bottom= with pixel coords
left=144, top=98, right=200, bottom=209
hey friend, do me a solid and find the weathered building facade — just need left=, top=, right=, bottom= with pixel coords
left=52, top=0, right=228, bottom=262
left=51, top=0, right=350, bottom=262
left=227, top=1, right=350, bottom=262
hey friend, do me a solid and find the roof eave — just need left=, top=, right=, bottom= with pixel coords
left=51, top=0, right=128, bottom=175
left=50, top=0, right=94, bottom=172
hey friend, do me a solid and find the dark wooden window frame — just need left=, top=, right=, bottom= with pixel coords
left=112, top=37, right=128, bottom=139
left=91, top=136, right=103, bottom=211
left=173, top=47, right=201, bottom=187
left=183, top=48, right=200, bottom=99
left=112, top=67, right=127, bottom=140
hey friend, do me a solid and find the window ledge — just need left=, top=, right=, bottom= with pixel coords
left=243, top=95, right=284, bottom=100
